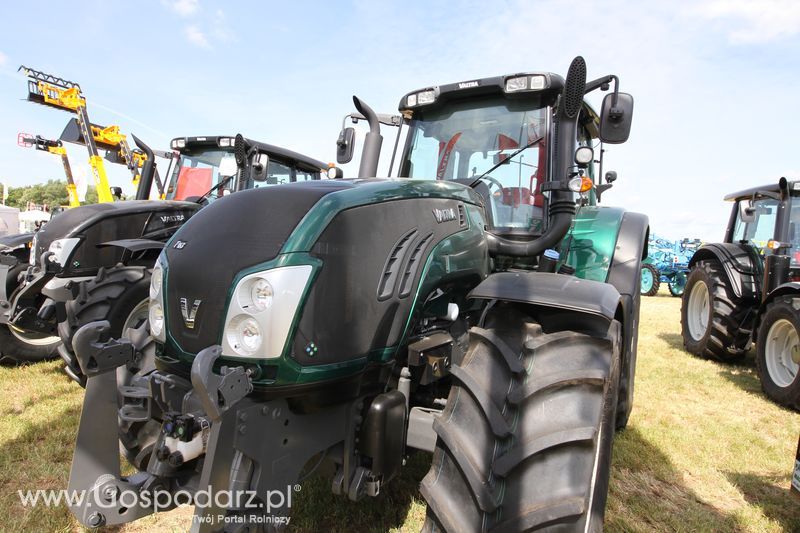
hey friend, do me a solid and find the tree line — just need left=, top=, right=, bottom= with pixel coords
left=3, top=180, right=98, bottom=210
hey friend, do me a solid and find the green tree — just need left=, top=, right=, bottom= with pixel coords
left=4, top=180, right=99, bottom=210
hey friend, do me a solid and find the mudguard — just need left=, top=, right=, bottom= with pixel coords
left=97, top=238, right=166, bottom=253
left=753, top=282, right=800, bottom=340
left=468, top=271, right=621, bottom=323
left=689, top=243, right=761, bottom=300
left=0, top=232, right=33, bottom=251
left=606, top=212, right=649, bottom=299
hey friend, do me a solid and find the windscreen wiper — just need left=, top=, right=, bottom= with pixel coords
left=468, top=135, right=543, bottom=188
left=196, top=174, right=236, bottom=204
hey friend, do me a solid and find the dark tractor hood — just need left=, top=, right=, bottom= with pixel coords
left=35, top=200, right=200, bottom=276
left=164, top=181, right=352, bottom=353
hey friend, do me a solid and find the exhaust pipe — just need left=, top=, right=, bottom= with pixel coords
left=353, top=96, right=382, bottom=178
left=132, top=134, right=155, bottom=200
left=486, top=56, right=586, bottom=258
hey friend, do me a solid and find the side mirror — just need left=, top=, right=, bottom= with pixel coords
left=336, top=127, right=356, bottom=164
left=599, top=92, right=634, bottom=144
left=110, top=186, right=123, bottom=200
left=251, top=153, right=269, bottom=182
left=605, top=170, right=617, bottom=183
left=739, top=200, right=756, bottom=224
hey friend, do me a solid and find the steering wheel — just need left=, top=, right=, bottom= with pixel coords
left=478, top=175, right=505, bottom=194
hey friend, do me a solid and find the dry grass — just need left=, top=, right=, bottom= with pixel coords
left=0, top=292, right=799, bottom=531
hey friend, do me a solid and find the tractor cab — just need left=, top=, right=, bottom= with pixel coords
left=725, top=180, right=800, bottom=270
left=166, top=135, right=328, bottom=201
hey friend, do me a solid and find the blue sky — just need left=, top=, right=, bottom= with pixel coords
left=1, top=0, right=799, bottom=240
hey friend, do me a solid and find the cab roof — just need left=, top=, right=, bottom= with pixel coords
left=723, top=180, right=799, bottom=201
left=171, top=135, right=327, bottom=172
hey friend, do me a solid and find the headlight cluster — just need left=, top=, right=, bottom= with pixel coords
left=47, top=238, right=81, bottom=267
left=222, top=265, right=312, bottom=359
left=149, top=259, right=166, bottom=342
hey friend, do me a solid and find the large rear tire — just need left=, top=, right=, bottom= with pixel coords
left=680, top=260, right=749, bottom=362
left=420, top=305, right=621, bottom=532
left=58, top=265, right=151, bottom=386
left=640, top=264, right=660, bottom=296
left=755, top=296, right=800, bottom=410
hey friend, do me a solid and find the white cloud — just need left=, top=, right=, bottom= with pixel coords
left=0, top=51, right=7, bottom=66
left=164, top=0, right=199, bottom=17
left=184, top=25, right=211, bottom=48
left=694, top=0, right=800, bottom=43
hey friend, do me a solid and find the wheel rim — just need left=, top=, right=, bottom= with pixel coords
left=641, top=268, right=653, bottom=293
left=686, top=280, right=710, bottom=341
left=123, top=299, right=150, bottom=334
left=671, top=272, right=687, bottom=296
left=8, top=325, right=60, bottom=346
left=764, top=318, right=800, bottom=388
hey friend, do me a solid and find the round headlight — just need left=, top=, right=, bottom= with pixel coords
left=226, top=314, right=263, bottom=355
left=250, top=279, right=273, bottom=311
left=238, top=278, right=273, bottom=312
left=150, top=266, right=163, bottom=300
left=149, top=301, right=164, bottom=336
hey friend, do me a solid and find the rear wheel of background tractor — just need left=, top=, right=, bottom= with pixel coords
left=681, top=260, right=749, bottom=362
left=0, top=263, right=61, bottom=365
left=420, top=305, right=621, bottom=532
left=58, top=265, right=151, bottom=386
left=0, top=325, right=61, bottom=364
left=640, top=264, right=660, bottom=296
left=756, top=296, right=800, bottom=410
left=668, top=271, right=687, bottom=297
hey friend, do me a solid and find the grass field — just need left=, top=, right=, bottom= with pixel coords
left=1, top=292, right=799, bottom=531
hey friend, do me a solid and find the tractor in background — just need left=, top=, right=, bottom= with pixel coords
left=65, top=56, right=646, bottom=531
left=640, top=235, right=701, bottom=297
left=681, top=178, right=800, bottom=409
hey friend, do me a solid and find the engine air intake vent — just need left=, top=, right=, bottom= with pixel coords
left=399, top=232, right=434, bottom=298
left=457, top=204, right=466, bottom=227
left=378, top=228, right=418, bottom=301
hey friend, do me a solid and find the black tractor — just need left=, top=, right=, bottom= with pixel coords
left=0, top=135, right=327, bottom=382
left=66, top=56, right=646, bottom=531
left=682, top=178, right=800, bottom=409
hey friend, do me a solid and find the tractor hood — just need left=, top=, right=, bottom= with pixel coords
left=162, top=179, right=486, bottom=358
left=34, top=200, right=199, bottom=276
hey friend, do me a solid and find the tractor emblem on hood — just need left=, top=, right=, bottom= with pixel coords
left=432, top=207, right=457, bottom=224
left=180, top=297, right=201, bottom=329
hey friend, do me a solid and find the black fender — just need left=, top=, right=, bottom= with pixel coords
left=97, top=238, right=166, bottom=253
left=688, top=243, right=761, bottom=300
left=468, top=271, right=622, bottom=335
left=604, top=212, right=648, bottom=409
left=0, top=232, right=34, bottom=252
left=753, top=282, right=800, bottom=341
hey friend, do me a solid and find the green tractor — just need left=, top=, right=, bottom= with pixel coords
left=66, top=56, right=646, bottom=530
left=681, top=178, right=800, bottom=409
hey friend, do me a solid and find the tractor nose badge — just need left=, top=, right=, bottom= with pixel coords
left=180, top=297, right=201, bottom=329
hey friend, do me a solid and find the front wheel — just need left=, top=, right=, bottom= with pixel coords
left=640, top=264, right=660, bottom=296
left=420, top=305, right=621, bottom=532
left=756, top=297, right=800, bottom=410
left=0, top=324, right=61, bottom=364
left=680, top=260, right=749, bottom=362
left=58, top=265, right=151, bottom=386
left=668, top=271, right=687, bottom=297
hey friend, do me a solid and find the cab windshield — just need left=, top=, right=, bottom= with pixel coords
left=402, top=96, right=549, bottom=231
left=732, top=195, right=800, bottom=266
left=165, top=149, right=237, bottom=201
